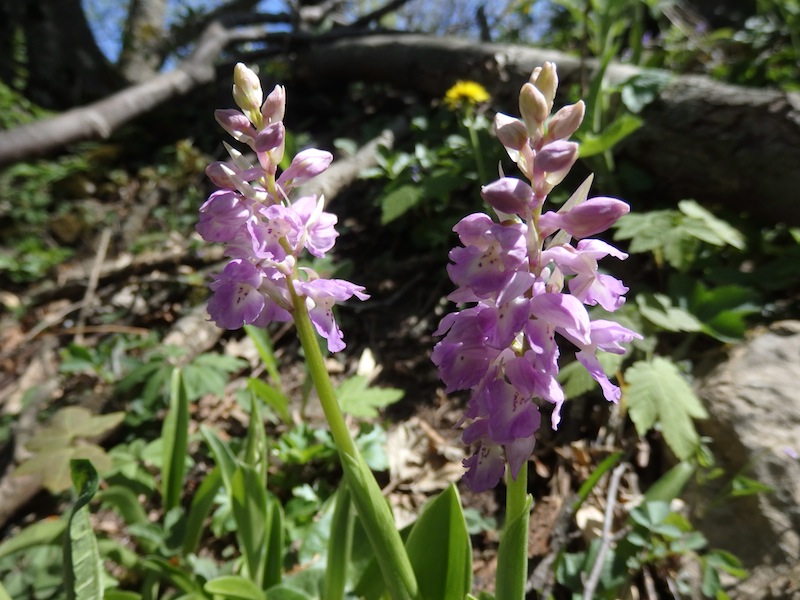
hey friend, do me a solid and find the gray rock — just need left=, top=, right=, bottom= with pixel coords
left=695, top=320, right=800, bottom=599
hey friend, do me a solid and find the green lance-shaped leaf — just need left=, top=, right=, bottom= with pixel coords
left=0, top=517, right=66, bottom=560
left=244, top=392, right=269, bottom=484
left=573, top=452, right=623, bottom=512
left=161, top=368, right=190, bottom=513
left=264, top=493, right=285, bottom=589
left=340, top=451, right=418, bottom=600
left=64, top=459, right=104, bottom=600
left=324, top=484, right=355, bottom=600
left=230, top=463, right=270, bottom=587
left=244, top=325, right=284, bottom=392
left=205, top=575, right=267, bottom=600
left=182, top=466, right=222, bottom=557
left=201, top=425, right=238, bottom=491
left=625, top=357, right=709, bottom=460
left=643, top=461, right=696, bottom=504
left=404, top=484, right=472, bottom=600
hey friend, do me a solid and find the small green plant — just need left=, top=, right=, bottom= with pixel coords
left=13, top=406, right=125, bottom=493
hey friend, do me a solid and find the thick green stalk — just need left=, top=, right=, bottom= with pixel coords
left=288, top=284, right=419, bottom=600
left=496, top=463, right=531, bottom=600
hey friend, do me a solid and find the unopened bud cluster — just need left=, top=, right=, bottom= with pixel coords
left=433, top=63, right=640, bottom=491
left=198, top=63, right=367, bottom=352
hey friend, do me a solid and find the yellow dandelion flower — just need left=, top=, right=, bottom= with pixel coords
left=444, top=80, right=491, bottom=110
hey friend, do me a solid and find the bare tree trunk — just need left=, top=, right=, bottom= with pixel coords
left=13, top=0, right=126, bottom=109
left=118, top=0, right=169, bottom=82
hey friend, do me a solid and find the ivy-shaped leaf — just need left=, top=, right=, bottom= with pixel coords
left=635, top=293, right=703, bottom=333
left=625, top=358, right=708, bottom=460
left=15, top=406, right=123, bottom=493
left=678, top=200, right=746, bottom=250
left=336, top=376, right=404, bottom=418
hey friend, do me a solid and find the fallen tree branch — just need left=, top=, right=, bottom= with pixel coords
left=291, top=34, right=800, bottom=225
left=0, top=21, right=251, bottom=166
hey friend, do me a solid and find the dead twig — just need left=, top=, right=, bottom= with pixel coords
left=583, top=463, right=627, bottom=600
left=74, top=227, right=112, bottom=345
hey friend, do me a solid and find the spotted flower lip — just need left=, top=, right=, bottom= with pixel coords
left=433, top=62, right=639, bottom=492
left=198, top=63, right=367, bottom=352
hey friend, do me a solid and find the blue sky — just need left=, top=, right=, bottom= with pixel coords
left=83, top=0, right=550, bottom=63
left=82, top=0, right=288, bottom=62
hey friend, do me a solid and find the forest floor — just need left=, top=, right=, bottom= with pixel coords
left=0, top=159, right=700, bottom=599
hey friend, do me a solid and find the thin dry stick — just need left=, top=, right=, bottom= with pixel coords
left=583, top=463, right=627, bottom=600
left=74, top=227, right=112, bottom=344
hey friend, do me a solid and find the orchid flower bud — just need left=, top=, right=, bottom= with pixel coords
left=547, top=101, right=585, bottom=143
left=481, top=177, right=536, bottom=215
left=531, top=61, right=557, bottom=115
left=539, top=197, right=630, bottom=239
left=494, top=113, right=529, bottom=163
left=262, top=84, right=286, bottom=124
left=232, top=63, right=264, bottom=115
left=215, top=109, right=257, bottom=145
left=519, top=83, right=549, bottom=133
left=534, top=140, right=578, bottom=188
left=277, top=148, right=333, bottom=190
left=254, top=122, right=285, bottom=153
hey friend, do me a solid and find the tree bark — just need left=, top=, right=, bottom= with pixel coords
left=11, top=0, right=126, bottom=109
left=118, top=0, right=169, bottom=82
left=0, top=22, right=251, bottom=166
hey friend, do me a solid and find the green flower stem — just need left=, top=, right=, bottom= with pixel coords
left=496, top=463, right=531, bottom=600
left=465, top=108, right=488, bottom=184
left=288, top=284, right=419, bottom=600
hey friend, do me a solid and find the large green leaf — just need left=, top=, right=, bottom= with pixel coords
left=162, top=369, right=190, bottom=513
left=404, top=484, right=472, bottom=600
left=625, top=358, right=708, bottom=460
left=64, top=459, right=103, bottom=600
